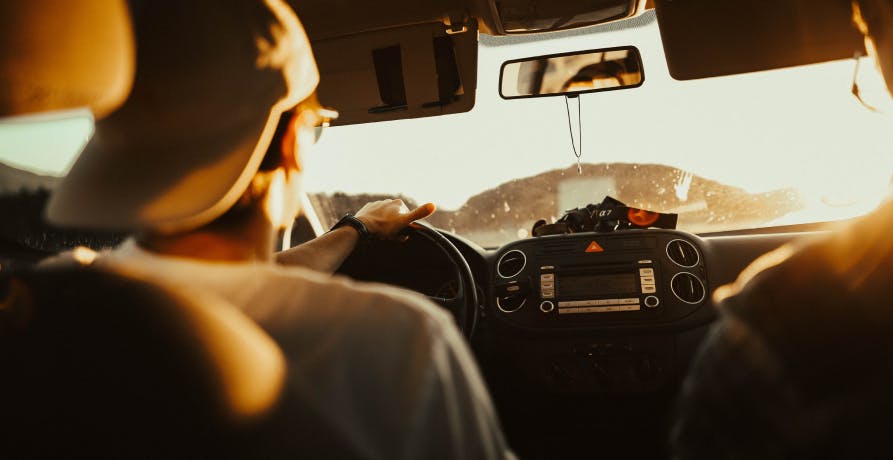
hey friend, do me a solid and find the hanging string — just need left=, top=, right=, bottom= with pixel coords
left=564, top=94, right=583, bottom=174
left=851, top=51, right=880, bottom=113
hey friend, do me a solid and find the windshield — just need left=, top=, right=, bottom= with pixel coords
left=3, top=12, right=893, bottom=250
left=304, top=11, right=893, bottom=247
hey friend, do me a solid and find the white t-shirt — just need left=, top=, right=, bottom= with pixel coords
left=93, top=240, right=514, bottom=460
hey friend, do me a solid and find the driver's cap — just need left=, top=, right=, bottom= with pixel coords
left=46, top=0, right=319, bottom=233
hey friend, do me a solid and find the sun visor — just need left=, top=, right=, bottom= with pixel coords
left=310, top=21, right=477, bottom=126
left=653, top=0, right=865, bottom=80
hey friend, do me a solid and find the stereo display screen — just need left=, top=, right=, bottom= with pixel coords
left=558, top=273, right=637, bottom=298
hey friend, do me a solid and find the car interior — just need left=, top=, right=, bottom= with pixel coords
left=1, top=0, right=889, bottom=458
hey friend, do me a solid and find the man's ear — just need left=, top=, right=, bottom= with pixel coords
left=280, top=111, right=301, bottom=172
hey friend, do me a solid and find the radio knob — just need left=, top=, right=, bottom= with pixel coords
left=539, top=301, right=555, bottom=313
left=644, top=295, right=660, bottom=309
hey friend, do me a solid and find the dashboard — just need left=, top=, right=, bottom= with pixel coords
left=336, top=225, right=819, bottom=459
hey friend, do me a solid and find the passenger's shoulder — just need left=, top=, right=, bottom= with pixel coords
left=715, top=200, right=893, bottom=361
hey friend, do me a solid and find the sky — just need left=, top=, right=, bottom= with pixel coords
left=3, top=10, right=893, bottom=221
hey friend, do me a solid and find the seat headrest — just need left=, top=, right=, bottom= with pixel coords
left=0, top=265, right=285, bottom=457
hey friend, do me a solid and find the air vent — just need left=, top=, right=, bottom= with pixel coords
left=538, top=241, right=579, bottom=256
left=496, top=295, right=526, bottom=313
left=666, top=239, right=700, bottom=267
left=670, top=272, right=706, bottom=304
left=497, top=249, right=527, bottom=278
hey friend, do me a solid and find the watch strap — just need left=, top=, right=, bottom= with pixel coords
left=331, top=213, right=370, bottom=239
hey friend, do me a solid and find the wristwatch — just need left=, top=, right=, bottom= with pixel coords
left=330, top=212, right=370, bottom=239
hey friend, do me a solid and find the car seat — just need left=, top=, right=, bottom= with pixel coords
left=0, top=263, right=369, bottom=458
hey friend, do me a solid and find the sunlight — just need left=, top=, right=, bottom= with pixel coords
left=3, top=10, right=893, bottom=245
left=305, top=13, right=893, bottom=223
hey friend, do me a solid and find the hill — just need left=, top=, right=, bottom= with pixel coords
left=311, top=163, right=804, bottom=246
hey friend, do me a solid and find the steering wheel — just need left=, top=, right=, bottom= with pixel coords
left=402, top=221, right=478, bottom=337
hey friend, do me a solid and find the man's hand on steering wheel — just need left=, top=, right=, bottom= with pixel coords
left=355, top=199, right=436, bottom=240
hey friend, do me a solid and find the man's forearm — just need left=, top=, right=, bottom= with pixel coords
left=275, top=226, right=360, bottom=273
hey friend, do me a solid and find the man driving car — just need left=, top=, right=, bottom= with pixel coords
left=41, top=1, right=512, bottom=458
left=672, top=1, right=893, bottom=458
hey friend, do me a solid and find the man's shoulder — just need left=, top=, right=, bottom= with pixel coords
left=276, top=263, right=441, bottom=309
left=260, top=264, right=455, bottom=338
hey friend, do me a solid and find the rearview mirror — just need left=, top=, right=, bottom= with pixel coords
left=500, top=46, right=644, bottom=99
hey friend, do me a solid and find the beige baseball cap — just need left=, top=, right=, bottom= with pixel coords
left=46, top=0, right=319, bottom=233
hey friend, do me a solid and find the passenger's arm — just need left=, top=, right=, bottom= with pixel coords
left=275, top=199, right=435, bottom=273
left=671, top=312, right=788, bottom=460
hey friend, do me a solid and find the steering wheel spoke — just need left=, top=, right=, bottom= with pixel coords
left=427, top=295, right=463, bottom=312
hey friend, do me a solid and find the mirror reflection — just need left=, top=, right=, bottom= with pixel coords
left=500, top=46, right=644, bottom=99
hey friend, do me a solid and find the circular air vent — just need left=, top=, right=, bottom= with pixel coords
left=497, top=249, right=527, bottom=279
left=496, top=295, right=526, bottom=313
left=670, top=272, right=706, bottom=304
left=666, top=239, right=700, bottom=267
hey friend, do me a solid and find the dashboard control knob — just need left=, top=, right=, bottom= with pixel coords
left=540, top=300, right=555, bottom=313
left=644, top=295, right=660, bottom=309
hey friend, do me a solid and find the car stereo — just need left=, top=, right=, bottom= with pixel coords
left=540, top=261, right=660, bottom=315
left=492, top=230, right=707, bottom=329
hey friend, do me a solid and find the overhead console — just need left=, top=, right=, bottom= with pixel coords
left=491, top=230, right=708, bottom=331
left=469, top=0, right=646, bottom=35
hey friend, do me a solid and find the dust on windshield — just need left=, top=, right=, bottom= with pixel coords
left=308, top=162, right=807, bottom=248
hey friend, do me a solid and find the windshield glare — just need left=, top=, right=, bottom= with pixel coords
left=3, top=11, right=893, bottom=249
left=304, top=11, right=893, bottom=247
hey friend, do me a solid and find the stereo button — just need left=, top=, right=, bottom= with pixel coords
left=640, top=276, right=656, bottom=285
left=642, top=285, right=657, bottom=294
left=540, top=274, right=554, bottom=281
left=639, top=268, right=654, bottom=276
left=620, top=298, right=640, bottom=305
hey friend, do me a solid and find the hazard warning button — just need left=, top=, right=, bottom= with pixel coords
left=585, top=241, right=604, bottom=253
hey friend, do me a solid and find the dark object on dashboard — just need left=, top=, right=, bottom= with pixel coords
left=532, top=196, right=677, bottom=236
left=654, top=0, right=865, bottom=80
